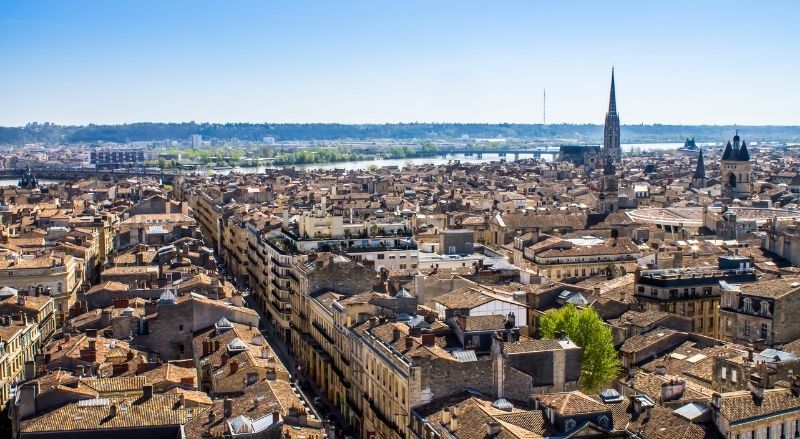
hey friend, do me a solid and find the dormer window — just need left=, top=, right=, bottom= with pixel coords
left=760, top=300, right=770, bottom=316
left=565, top=419, right=576, bottom=432
left=598, top=415, right=610, bottom=429
left=743, top=298, right=753, bottom=313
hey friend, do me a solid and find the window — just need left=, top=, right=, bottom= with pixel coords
left=703, top=287, right=713, bottom=295
left=761, top=323, right=769, bottom=339
left=744, top=321, right=751, bottom=336
left=744, top=298, right=753, bottom=313
left=247, top=372, right=258, bottom=384
left=565, top=419, right=576, bottom=431
left=720, top=366, right=727, bottom=380
left=178, top=324, right=183, bottom=331
left=377, top=254, right=385, bottom=260
left=731, top=370, right=737, bottom=383
left=598, top=415, right=610, bottom=429
left=761, top=300, right=770, bottom=316
left=179, top=343, right=185, bottom=354
left=638, top=286, right=645, bottom=293
left=669, top=289, right=678, bottom=298
left=691, top=287, right=696, bottom=295
left=651, top=288, right=657, bottom=297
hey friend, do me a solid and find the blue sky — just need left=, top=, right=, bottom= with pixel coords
left=1, top=1, right=798, bottom=125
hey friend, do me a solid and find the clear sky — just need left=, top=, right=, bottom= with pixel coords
left=1, top=1, right=798, bottom=126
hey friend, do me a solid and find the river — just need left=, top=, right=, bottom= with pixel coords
left=0, top=142, right=711, bottom=185
left=209, top=142, right=711, bottom=173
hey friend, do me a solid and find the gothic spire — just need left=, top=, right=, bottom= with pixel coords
left=694, top=149, right=706, bottom=179
left=608, top=68, right=617, bottom=114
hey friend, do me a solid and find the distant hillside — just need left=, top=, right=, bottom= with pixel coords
left=2, top=122, right=800, bottom=145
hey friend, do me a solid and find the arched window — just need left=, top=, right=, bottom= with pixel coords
left=598, top=415, right=610, bottom=429
left=565, top=419, right=576, bottom=431
left=760, top=300, right=770, bottom=315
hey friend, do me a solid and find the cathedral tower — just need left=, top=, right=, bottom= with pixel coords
left=720, top=131, right=752, bottom=200
left=603, top=68, right=621, bottom=164
left=599, top=155, right=619, bottom=213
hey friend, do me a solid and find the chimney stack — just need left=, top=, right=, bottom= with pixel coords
left=223, top=398, right=233, bottom=419
left=143, top=384, right=153, bottom=400
left=487, top=420, right=501, bottom=436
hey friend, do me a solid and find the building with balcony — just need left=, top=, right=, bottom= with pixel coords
left=635, top=255, right=757, bottom=338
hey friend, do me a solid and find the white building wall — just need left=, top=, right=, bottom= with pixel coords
left=471, top=300, right=528, bottom=327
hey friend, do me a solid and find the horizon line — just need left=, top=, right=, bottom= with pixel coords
left=4, top=121, right=800, bottom=128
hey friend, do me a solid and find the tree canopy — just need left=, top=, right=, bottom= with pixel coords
left=539, top=305, right=620, bottom=391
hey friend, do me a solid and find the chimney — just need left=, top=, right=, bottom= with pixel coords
left=272, top=409, right=280, bottom=424
left=450, top=414, right=458, bottom=431
left=405, top=336, right=414, bottom=350
left=414, top=272, right=425, bottom=303
left=442, top=407, right=451, bottom=425
left=202, top=340, right=210, bottom=356
left=487, top=420, right=501, bottom=436
left=214, top=340, right=220, bottom=352
left=392, top=327, right=401, bottom=342
left=791, top=376, right=800, bottom=397
left=24, top=360, right=36, bottom=379
left=230, top=360, right=239, bottom=374
left=661, top=379, right=685, bottom=402
left=143, top=384, right=153, bottom=400
left=749, top=374, right=765, bottom=403
left=223, top=398, right=233, bottom=419
left=421, top=333, right=436, bottom=347
left=369, top=317, right=378, bottom=329
left=221, top=353, right=229, bottom=366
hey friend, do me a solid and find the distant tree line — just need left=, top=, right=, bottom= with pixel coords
left=2, top=122, right=800, bottom=145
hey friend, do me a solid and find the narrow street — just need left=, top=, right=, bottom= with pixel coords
left=228, top=275, right=350, bottom=437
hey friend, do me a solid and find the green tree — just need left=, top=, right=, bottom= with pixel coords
left=539, top=305, right=620, bottom=391
left=158, top=157, right=167, bottom=169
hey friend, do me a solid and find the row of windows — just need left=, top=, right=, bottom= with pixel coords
left=741, top=321, right=770, bottom=339
left=734, top=420, right=800, bottom=439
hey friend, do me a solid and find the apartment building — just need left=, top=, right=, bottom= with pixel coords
left=524, top=236, right=641, bottom=280
left=720, top=277, right=800, bottom=348
left=0, top=316, right=41, bottom=411
left=635, top=255, right=757, bottom=338
left=0, top=251, right=82, bottom=322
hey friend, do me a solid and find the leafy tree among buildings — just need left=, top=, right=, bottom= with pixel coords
left=538, top=304, right=620, bottom=391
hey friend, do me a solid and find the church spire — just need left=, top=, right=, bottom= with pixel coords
left=608, top=68, right=617, bottom=114
left=694, top=149, right=706, bottom=179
